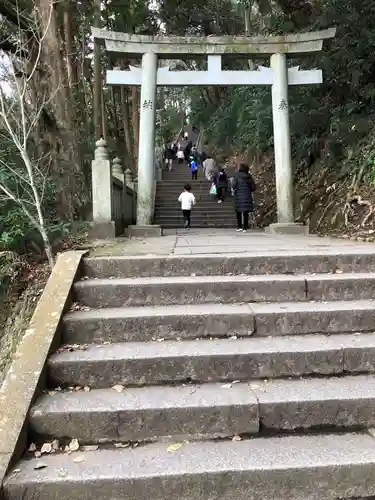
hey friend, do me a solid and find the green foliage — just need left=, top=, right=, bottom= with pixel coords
left=188, top=0, right=375, bottom=186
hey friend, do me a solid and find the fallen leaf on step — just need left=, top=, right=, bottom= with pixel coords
left=41, top=443, right=52, bottom=454
left=34, top=462, right=48, bottom=470
left=83, top=386, right=91, bottom=392
left=167, top=443, right=183, bottom=452
left=221, top=383, right=232, bottom=389
left=114, top=442, right=130, bottom=448
left=112, top=384, right=125, bottom=392
left=11, top=469, right=20, bottom=476
left=249, top=384, right=261, bottom=390
left=82, top=445, right=99, bottom=451
left=229, top=336, right=237, bottom=340
left=73, top=455, right=85, bottom=463
left=58, top=469, right=68, bottom=477
left=69, top=439, right=80, bottom=452
left=48, top=391, right=57, bottom=396
left=29, top=443, right=37, bottom=452
left=34, top=451, right=42, bottom=458
left=156, top=338, right=165, bottom=343
left=232, top=435, right=242, bottom=442
left=335, top=269, right=344, bottom=274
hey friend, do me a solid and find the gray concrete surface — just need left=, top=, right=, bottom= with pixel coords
left=62, top=303, right=255, bottom=344
left=5, top=433, right=375, bottom=500
left=30, top=383, right=259, bottom=442
left=48, top=333, right=375, bottom=388
left=88, top=228, right=375, bottom=257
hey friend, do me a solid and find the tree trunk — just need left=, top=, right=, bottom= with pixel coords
left=63, top=2, right=74, bottom=91
left=35, top=0, right=88, bottom=218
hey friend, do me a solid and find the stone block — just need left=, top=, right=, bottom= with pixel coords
left=306, top=273, right=375, bottom=301
left=5, top=433, right=375, bottom=500
left=251, top=300, right=375, bottom=336
left=48, top=334, right=345, bottom=389
left=88, top=221, right=116, bottom=239
left=30, top=383, right=259, bottom=442
left=83, top=249, right=375, bottom=279
left=62, top=303, right=255, bottom=344
left=73, top=274, right=307, bottom=308
left=266, top=222, right=309, bottom=235
left=342, top=334, right=375, bottom=373
left=253, top=374, right=375, bottom=430
left=125, top=225, right=162, bottom=237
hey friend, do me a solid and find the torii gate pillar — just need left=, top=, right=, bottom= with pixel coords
left=271, top=53, right=293, bottom=225
left=137, top=52, right=158, bottom=226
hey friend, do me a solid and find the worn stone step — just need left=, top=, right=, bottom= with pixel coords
left=252, top=300, right=375, bottom=336
left=154, top=209, right=236, bottom=214
left=30, top=375, right=375, bottom=443
left=253, top=374, right=375, bottom=430
left=155, top=221, right=237, bottom=228
left=62, top=303, right=255, bottom=344
left=48, top=333, right=375, bottom=388
left=74, top=273, right=375, bottom=308
left=5, top=433, right=375, bottom=500
left=29, top=382, right=260, bottom=442
left=154, top=217, right=236, bottom=224
left=73, top=274, right=307, bottom=308
left=82, top=249, right=375, bottom=278
left=63, top=300, right=375, bottom=344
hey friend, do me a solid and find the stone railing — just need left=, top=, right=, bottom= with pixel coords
left=91, top=139, right=137, bottom=238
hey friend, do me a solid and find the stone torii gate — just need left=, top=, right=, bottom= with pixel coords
left=92, top=27, right=336, bottom=235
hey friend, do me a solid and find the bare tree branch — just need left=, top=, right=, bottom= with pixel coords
left=0, top=0, right=55, bottom=268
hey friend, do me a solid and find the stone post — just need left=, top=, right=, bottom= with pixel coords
left=112, top=157, right=124, bottom=183
left=270, top=53, right=293, bottom=224
left=92, top=138, right=112, bottom=223
left=136, top=51, right=158, bottom=226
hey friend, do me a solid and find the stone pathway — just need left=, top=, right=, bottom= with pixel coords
left=89, top=228, right=368, bottom=257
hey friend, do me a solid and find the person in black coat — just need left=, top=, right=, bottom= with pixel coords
left=232, top=163, right=256, bottom=232
left=213, top=167, right=229, bottom=203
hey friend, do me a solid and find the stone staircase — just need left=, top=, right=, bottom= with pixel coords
left=154, top=165, right=239, bottom=228
left=6, top=249, right=375, bottom=499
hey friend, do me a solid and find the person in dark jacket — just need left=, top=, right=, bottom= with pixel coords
left=232, top=163, right=256, bottom=232
left=213, top=167, right=229, bottom=203
left=164, top=145, right=174, bottom=171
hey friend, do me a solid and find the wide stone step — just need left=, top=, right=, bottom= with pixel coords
left=154, top=208, right=236, bottom=213
left=30, top=382, right=260, bottom=442
left=63, top=300, right=375, bottom=343
left=82, top=250, right=375, bottom=278
left=5, top=433, right=375, bottom=500
left=73, top=274, right=307, bottom=307
left=154, top=216, right=237, bottom=223
left=29, top=375, right=375, bottom=442
left=154, top=203, right=235, bottom=209
left=48, top=333, right=375, bottom=388
left=73, top=273, right=375, bottom=308
left=155, top=221, right=237, bottom=228
left=62, top=303, right=255, bottom=344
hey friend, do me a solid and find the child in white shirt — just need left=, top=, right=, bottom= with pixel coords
left=178, top=184, right=196, bottom=229
left=177, top=149, right=185, bottom=164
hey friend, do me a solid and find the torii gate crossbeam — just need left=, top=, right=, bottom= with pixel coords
left=92, top=28, right=336, bottom=234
